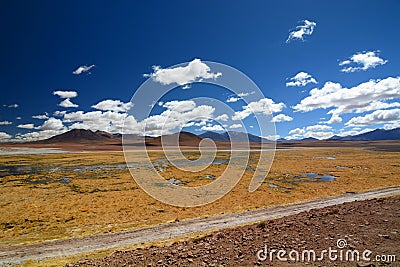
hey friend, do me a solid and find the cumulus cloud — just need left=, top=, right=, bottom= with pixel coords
left=271, top=114, right=293, bottom=122
left=92, top=99, right=133, bottom=113
left=72, top=64, right=95, bottom=75
left=293, top=76, right=400, bottom=124
left=286, top=20, right=316, bottom=43
left=0, top=132, right=12, bottom=141
left=53, top=91, right=79, bottom=108
left=53, top=91, right=78, bottom=99
left=345, top=108, right=400, bottom=127
left=229, top=124, right=242, bottom=129
left=59, top=98, right=79, bottom=108
left=63, top=99, right=217, bottom=136
left=144, top=58, right=222, bottom=86
left=383, top=121, right=400, bottom=130
left=263, top=134, right=280, bottom=141
left=201, top=124, right=224, bottom=132
left=65, top=110, right=130, bottom=133
left=32, top=113, right=49, bottom=119
left=0, top=121, right=12, bottom=125
left=286, top=125, right=334, bottom=140
left=337, top=128, right=374, bottom=137
left=339, top=51, right=387, bottom=73
left=286, top=72, right=317, bottom=87
left=14, top=130, right=65, bottom=142
left=17, top=123, right=35, bottom=129
left=161, top=100, right=196, bottom=113
left=142, top=102, right=216, bottom=136
left=38, top=117, right=65, bottom=131
left=232, top=98, right=286, bottom=120
left=215, top=114, right=229, bottom=121
left=306, top=125, right=332, bottom=131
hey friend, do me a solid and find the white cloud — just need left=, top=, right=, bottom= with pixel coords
left=161, top=100, right=196, bottom=113
left=65, top=110, right=130, bottom=133
left=286, top=20, right=316, bottom=43
left=337, top=128, right=374, bottom=137
left=0, top=121, right=12, bottom=125
left=53, top=90, right=78, bottom=98
left=229, top=124, right=242, bottom=129
left=53, top=91, right=79, bottom=108
left=142, top=103, right=215, bottom=136
left=39, top=117, right=65, bottom=131
left=238, top=91, right=255, bottom=97
left=59, top=98, right=79, bottom=108
left=339, top=51, right=387, bottom=73
left=63, top=99, right=216, bottom=136
left=226, top=91, right=256, bottom=102
left=383, top=121, right=400, bottom=130
left=3, top=104, right=19, bottom=108
left=305, top=131, right=334, bottom=140
left=325, top=114, right=342, bottom=124
left=272, top=114, right=293, bottom=122
left=0, top=132, right=12, bottom=141
left=201, top=124, right=224, bottom=132
left=53, top=111, right=67, bottom=117
left=226, top=97, right=240, bottom=103
left=14, top=130, right=65, bottom=142
left=287, top=126, right=333, bottom=140
left=263, top=134, right=280, bottom=141
left=345, top=108, right=400, bottom=127
left=232, top=98, right=286, bottom=120
left=215, top=114, right=229, bottom=121
left=72, top=64, right=95, bottom=75
left=16, top=117, right=22, bottom=120
left=17, top=123, right=35, bottom=129
left=289, top=127, right=305, bottom=136
left=293, top=76, right=400, bottom=124
left=286, top=72, right=317, bottom=87
left=306, top=125, right=332, bottom=131
left=92, top=99, right=133, bottom=113
left=32, top=113, right=49, bottom=119
left=144, top=58, right=222, bottom=86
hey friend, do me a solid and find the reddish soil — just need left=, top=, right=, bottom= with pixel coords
left=68, top=196, right=400, bottom=267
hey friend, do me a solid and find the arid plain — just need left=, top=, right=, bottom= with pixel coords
left=1, top=146, right=399, bottom=249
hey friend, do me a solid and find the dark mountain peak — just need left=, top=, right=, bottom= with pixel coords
left=42, top=129, right=118, bottom=143
left=329, top=127, right=400, bottom=141
left=300, top=137, right=318, bottom=142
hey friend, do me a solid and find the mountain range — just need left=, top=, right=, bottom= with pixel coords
left=24, top=127, right=400, bottom=145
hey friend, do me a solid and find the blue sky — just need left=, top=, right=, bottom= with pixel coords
left=1, top=0, right=399, bottom=141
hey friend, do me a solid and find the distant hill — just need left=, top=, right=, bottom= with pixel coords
left=30, top=127, right=400, bottom=145
left=145, top=131, right=203, bottom=147
left=199, top=131, right=271, bottom=143
left=40, top=129, right=119, bottom=143
left=300, top=137, right=318, bottom=142
left=329, top=127, right=400, bottom=141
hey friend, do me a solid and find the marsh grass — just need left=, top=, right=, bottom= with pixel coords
left=0, top=148, right=399, bottom=246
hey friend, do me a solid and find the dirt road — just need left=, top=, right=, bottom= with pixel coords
left=1, top=186, right=399, bottom=265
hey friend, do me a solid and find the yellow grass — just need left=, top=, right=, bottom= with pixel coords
left=0, top=147, right=399, bottom=247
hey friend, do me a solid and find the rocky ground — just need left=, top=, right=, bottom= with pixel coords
left=68, top=196, right=399, bottom=267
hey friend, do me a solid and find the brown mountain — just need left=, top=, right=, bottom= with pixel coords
left=145, top=131, right=203, bottom=147
left=39, top=129, right=119, bottom=143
